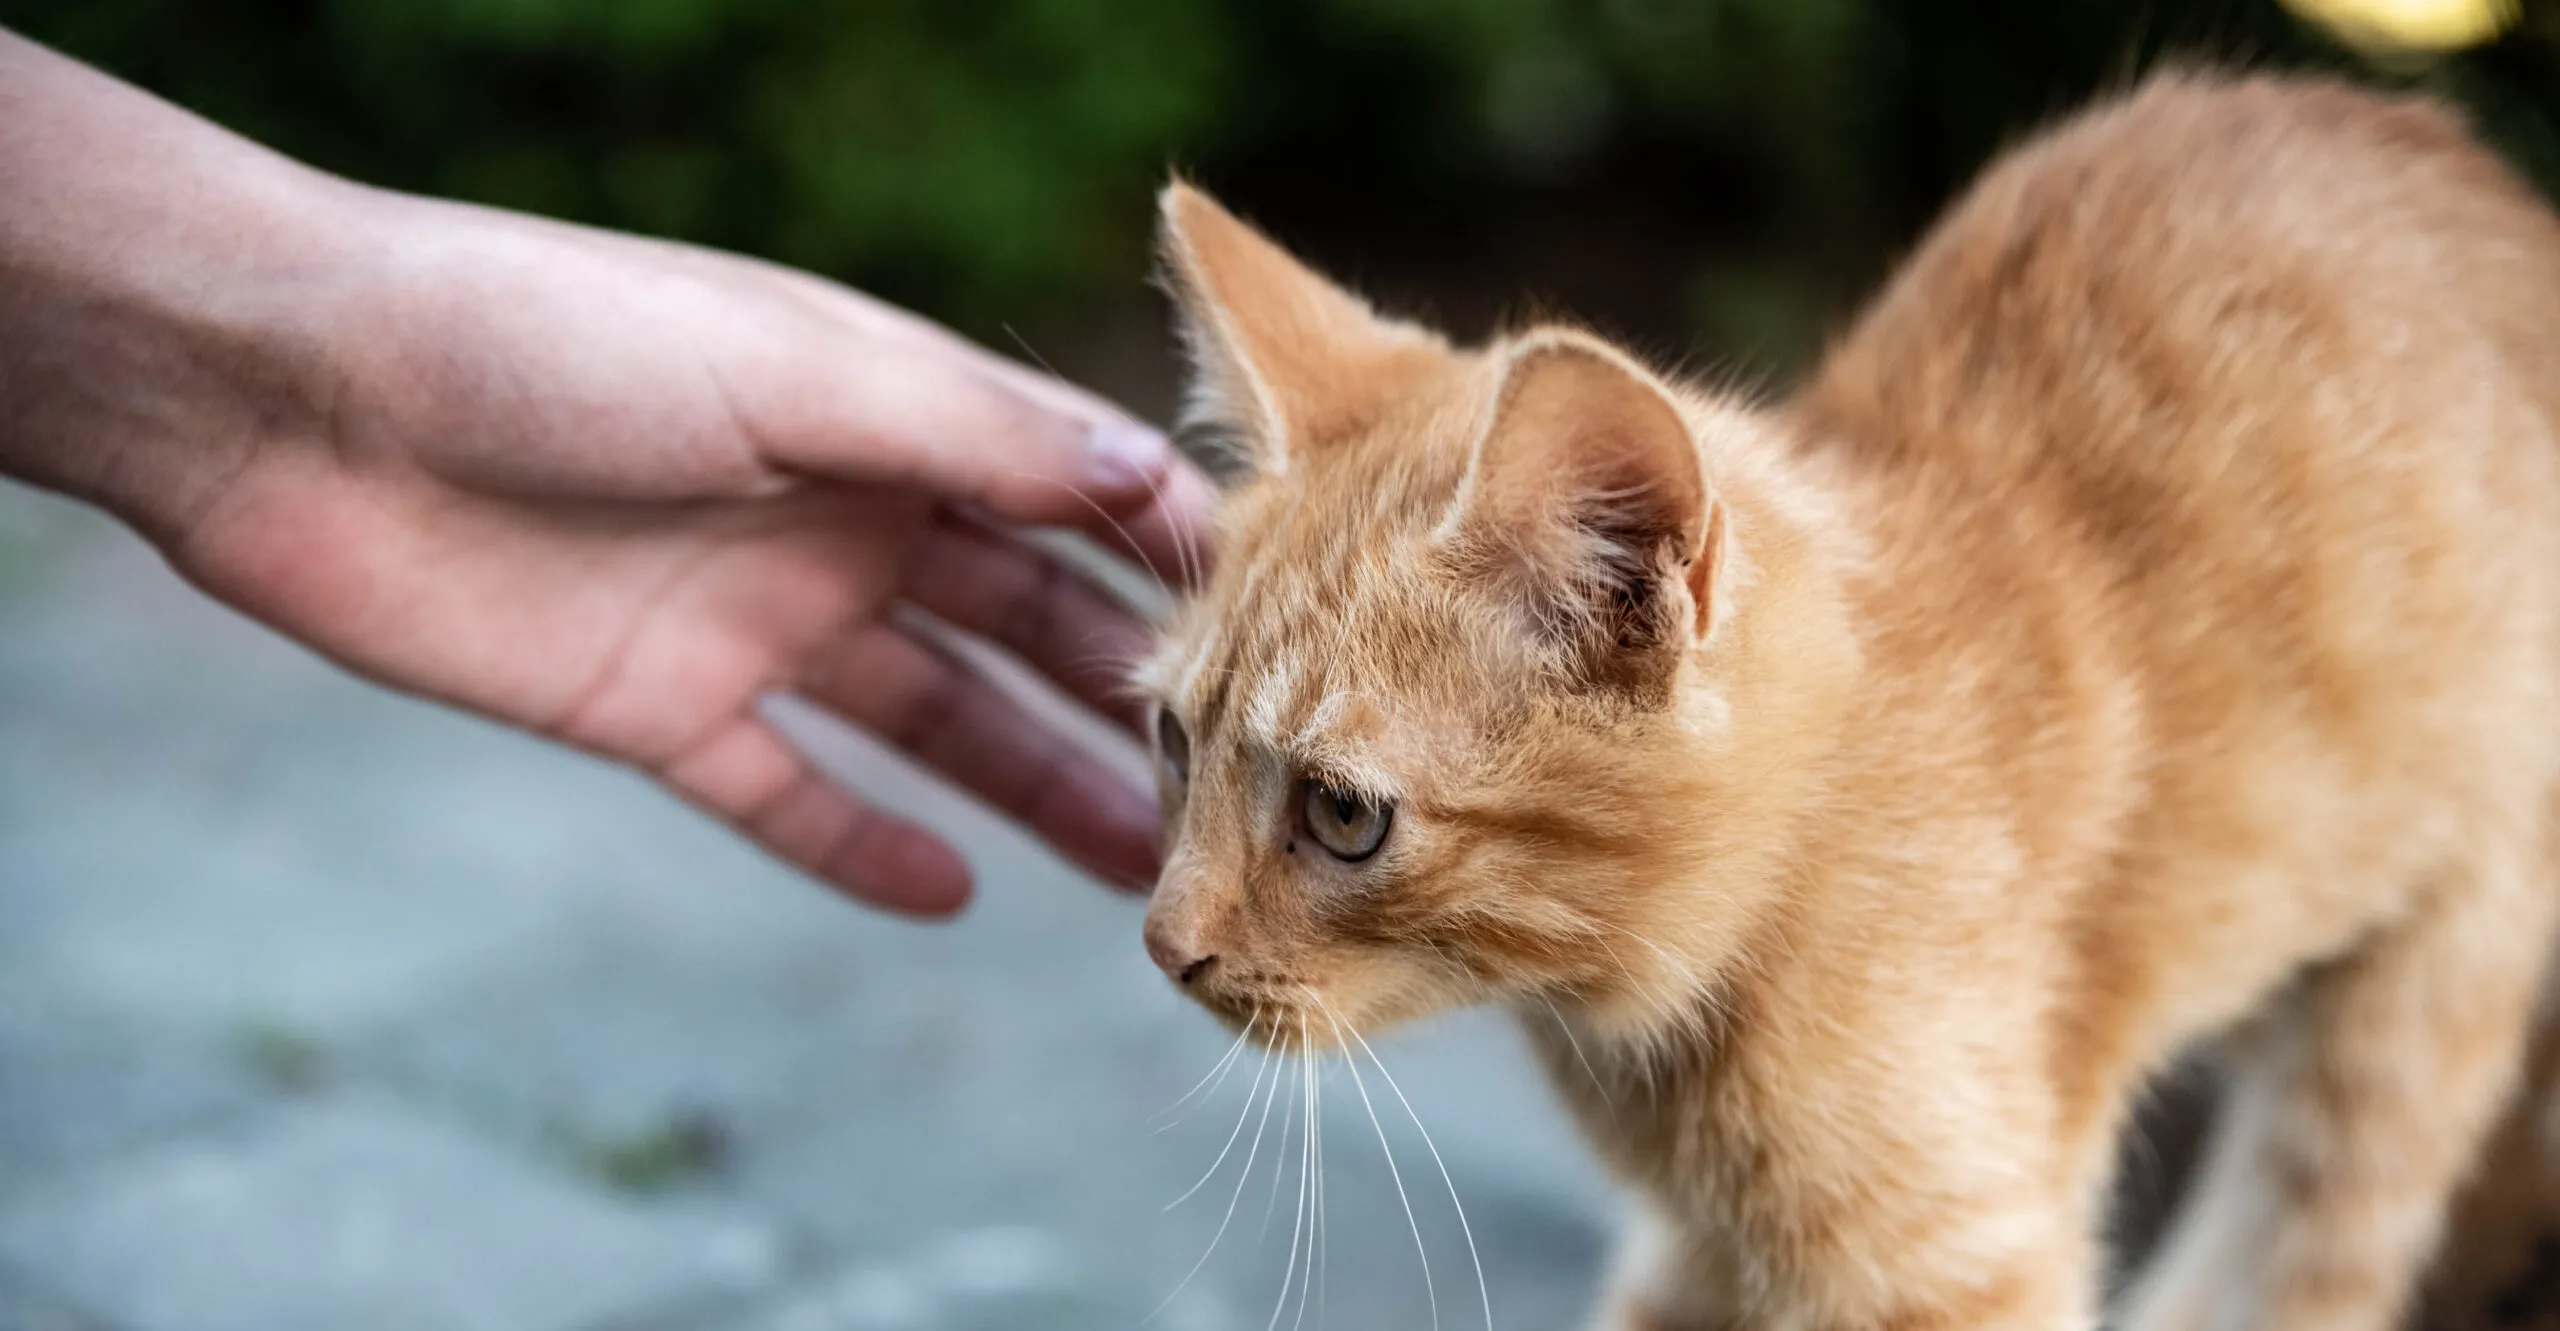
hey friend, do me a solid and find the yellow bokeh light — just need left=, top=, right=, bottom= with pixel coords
left=2282, top=0, right=2521, bottom=51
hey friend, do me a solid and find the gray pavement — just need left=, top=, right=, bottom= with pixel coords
left=0, top=482, right=1614, bottom=1331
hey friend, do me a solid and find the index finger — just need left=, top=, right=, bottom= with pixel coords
left=740, top=324, right=1217, bottom=586
left=669, top=246, right=1219, bottom=584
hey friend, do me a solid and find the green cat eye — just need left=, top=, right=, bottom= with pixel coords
left=1301, top=779, right=1392, bottom=862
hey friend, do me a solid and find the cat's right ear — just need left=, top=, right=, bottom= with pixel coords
left=1443, top=331, right=1726, bottom=701
left=1155, top=182, right=1449, bottom=481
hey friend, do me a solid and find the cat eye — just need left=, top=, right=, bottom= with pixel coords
left=1156, top=709, right=1191, bottom=793
left=1300, top=779, right=1393, bottom=862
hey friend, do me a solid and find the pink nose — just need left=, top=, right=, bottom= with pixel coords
left=1145, top=922, right=1216, bottom=985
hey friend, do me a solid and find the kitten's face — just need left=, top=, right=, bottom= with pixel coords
left=1138, top=186, right=1739, bottom=1050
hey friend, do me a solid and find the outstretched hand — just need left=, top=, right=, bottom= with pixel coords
left=184, top=197, right=1212, bottom=914
left=0, top=30, right=1211, bottom=915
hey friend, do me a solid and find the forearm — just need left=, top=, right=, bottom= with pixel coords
left=0, top=29, right=363, bottom=546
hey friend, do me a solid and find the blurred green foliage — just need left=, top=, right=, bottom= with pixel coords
left=549, top=1107, right=729, bottom=1192
left=8, top=0, right=2558, bottom=372
left=234, top=1019, right=330, bottom=1094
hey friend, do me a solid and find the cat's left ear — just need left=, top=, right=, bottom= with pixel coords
left=1156, top=182, right=1450, bottom=479
left=1444, top=330, right=1729, bottom=696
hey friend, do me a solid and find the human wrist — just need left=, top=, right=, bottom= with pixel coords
left=0, top=31, right=375, bottom=551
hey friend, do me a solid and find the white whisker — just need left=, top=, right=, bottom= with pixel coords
left=1290, top=1028, right=1331, bottom=1331
left=1338, top=1017, right=1495, bottom=1331
left=1137, top=445, right=1205, bottom=590
left=1321, top=1002, right=1439, bottom=1331
left=1265, top=1026, right=1314, bottom=1331
left=1602, top=922, right=1694, bottom=987
left=1538, top=996, right=1614, bottom=1127
left=1004, top=318, right=1207, bottom=594
left=1582, top=935, right=1664, bottom=1101
left=1156, top=1015, right=1255, bottom=1129
left=1166, top=1033, right=1274, bottom=1211
left=996, top=465, right=1175, bottom=599
left=1147, top=1035, right=1289, bottom=1324
left=1260, top=1054, right=1302, bottom=1240
left=1293, top=1030, right=1321, bottom=1331
left=1000, top=322, right=1063, bottom=382
left=1313, top=1050, right=1329, bottom=1330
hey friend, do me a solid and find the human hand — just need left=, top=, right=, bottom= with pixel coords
left=0, top=31, right=1210, bottom=916
left=196, top=194, right=1211, bottom=915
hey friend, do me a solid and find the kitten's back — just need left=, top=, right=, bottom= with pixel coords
left=1795, top=70, right=2560, bottom=1057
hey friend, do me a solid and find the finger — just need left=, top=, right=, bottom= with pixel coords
left=565, top=225, right=1216, bottom=584
left=835, top=289, right=1140, bottom=433
left=851, top=310, right=1220, bottom=589
left=576, top=214, right=1137, bottom=432
left=1116, top=455, right=1219, bottom=589
left=901, top=514, right=1153, bottom=733
left=797, top=622, right=1161, bottom=890
left=655, top=709, right=974, bottom=915
left=745, top=313, right=1180, bottom=531
left=799, top=289, right=1218, bottom=584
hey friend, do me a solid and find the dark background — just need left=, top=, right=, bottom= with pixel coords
left=9, top=0, right=2558, bottom=419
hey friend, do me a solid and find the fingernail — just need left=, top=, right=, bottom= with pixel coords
left=1083, top=419, right=1170, bottom=495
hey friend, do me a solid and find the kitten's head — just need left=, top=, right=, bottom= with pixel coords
left=1137, top=185, right=1845, bottom=1051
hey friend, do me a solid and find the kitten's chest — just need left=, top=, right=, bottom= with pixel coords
left=1522, top=978, right=2050, bottom=1260
left=1518, top=1004, right=1756, bottom=1196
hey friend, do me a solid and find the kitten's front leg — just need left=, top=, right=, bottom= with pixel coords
left=1590, top=1205, right=2095, bottom=1331
left=1589, top=1209, right=1743, bottom=1331
left=2120, top=841, right=2556, bottom=1331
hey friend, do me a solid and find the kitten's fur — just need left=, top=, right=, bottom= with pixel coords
left=1138, top=71, right=2560, bottom=1331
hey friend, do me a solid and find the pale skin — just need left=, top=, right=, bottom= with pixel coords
left=0, top=29, right=1214, bottom=915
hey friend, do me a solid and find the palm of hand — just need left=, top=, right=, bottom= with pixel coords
left=174, top=201, right=1196, bottom=913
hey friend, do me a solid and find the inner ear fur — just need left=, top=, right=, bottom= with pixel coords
left=1450, top=331, right=1725, bottom=698
left=1155, top=181, right=1450, bottom=479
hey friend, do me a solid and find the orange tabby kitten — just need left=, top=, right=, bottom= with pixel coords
left=1137, top=71, right=2560, bottom=1331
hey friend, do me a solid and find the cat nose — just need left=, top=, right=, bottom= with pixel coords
left=1145, top=921, right=1216, bottom=985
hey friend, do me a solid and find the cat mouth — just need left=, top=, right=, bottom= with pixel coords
left=1193, top=984, right=1356, bottom=1053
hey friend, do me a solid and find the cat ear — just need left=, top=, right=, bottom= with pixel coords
left=1156, top=182, right=1449, bottom=479
left=1445, top=330, right=1726, bottom=697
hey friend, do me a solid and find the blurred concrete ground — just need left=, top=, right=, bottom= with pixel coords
left=0, top=481, right=1614, bottom=1331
